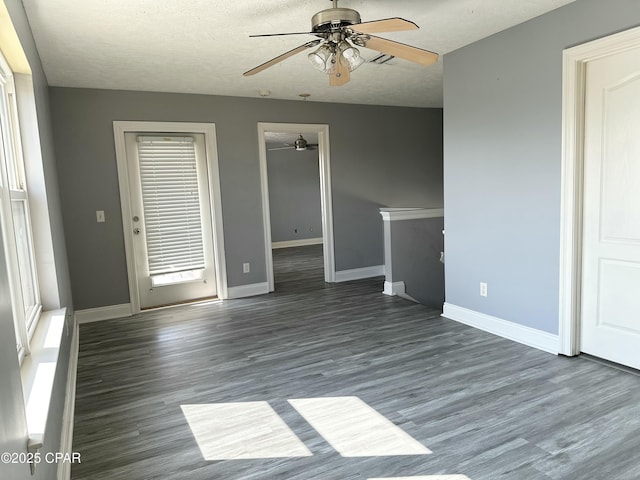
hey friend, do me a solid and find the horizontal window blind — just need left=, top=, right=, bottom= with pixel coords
left=137, top=136, right=205, bottom=275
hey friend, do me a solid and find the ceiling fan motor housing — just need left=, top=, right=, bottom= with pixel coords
left=311, top=8, right=361, bottom=33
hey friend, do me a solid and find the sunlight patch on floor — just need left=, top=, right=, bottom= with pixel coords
left=367, top=476, right=471, bottom=480
left=288, top=396, right=432, bottom=457
left=181, top=402, right=312, bottom=460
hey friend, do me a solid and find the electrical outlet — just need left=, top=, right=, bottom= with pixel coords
left=96, top=210, right=105, bottom=223
left=480, top=282, right=488, bottom=297
left=243, top=263, right=250, bottom=273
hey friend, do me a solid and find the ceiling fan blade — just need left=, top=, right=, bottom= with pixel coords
left=243, top=40, right=322, bottom=76
left=361, top=35, right=438, bottom=66
left=250, top=32, right=314, bottom=38
left=268, top=146, right=295, bottom=151
left=329, top=54, right=350, bottom=86
left=353, top=17, right=418, bottom=34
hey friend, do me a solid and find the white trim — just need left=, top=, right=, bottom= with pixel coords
left=20, top=308, right=67, bottom=464
left=203, top=127, right=229, bottom=300
left=383, top=280, right=405, bottom=296
left=443, top=303, right=559, bottom=355
left=272, top=237, right=323, bottom=249
left=258, top=123, right=335, bottom=291
left=227, top=282, right=270, bottom=299
left=57, top=319, right=78, bottom=480
left=113, top=121, right=228, bottom=313
left=559, top=26, right=640, bottom=356
left=335, top=265, right=385, bottom=283
left=380, top=207, right=444, bottom=222
left=14, top=74, right=60, bottom=310
left=75, top=303, right=132, bottom=324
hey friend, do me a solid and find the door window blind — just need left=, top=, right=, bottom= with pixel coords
left=137, top=136, right=205, bottom=276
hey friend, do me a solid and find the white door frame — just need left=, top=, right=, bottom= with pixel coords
left=114, top=121, right=228, bottom=313
left=258, top=122, right=335, bottom=291
left=558, top=26, right=640, bottom=355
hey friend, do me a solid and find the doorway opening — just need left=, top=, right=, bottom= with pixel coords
left=257, top=123, right=335, bottom=291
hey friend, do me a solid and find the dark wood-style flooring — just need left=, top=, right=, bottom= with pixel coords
left=72, top=245, right=640, bottom=479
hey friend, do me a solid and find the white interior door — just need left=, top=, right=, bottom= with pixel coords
left=580, top=45, right=640, bottom=369
left=125, top=132, right=217, bottom=309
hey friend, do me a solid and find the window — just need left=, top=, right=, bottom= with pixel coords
left=137, top=135, right=206, bottom=283
left=0, top=49, right=41, bottom=362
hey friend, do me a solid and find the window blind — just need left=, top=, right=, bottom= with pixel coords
left=137, top=136, right=205, bottom=276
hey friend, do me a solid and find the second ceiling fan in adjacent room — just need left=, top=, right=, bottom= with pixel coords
left=268, top=134, right=318, bottom=152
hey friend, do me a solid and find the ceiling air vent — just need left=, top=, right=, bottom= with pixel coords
left=368, top=54, right=397, bottom=65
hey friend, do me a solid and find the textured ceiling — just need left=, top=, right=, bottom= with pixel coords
left=22, top=0, right=575, bottom=107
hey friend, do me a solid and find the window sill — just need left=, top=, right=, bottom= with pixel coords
left=19, top=308, right=68, bottom=451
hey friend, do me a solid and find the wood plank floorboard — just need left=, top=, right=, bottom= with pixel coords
left=72, top=246, right=640, bottom=479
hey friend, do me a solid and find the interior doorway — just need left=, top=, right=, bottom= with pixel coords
left=257, top=123, right=335, bottom=291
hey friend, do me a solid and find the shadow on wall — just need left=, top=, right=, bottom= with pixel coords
left=332, top=190, right=385, bottom=271
left=390, top=217, right=445, bottom=308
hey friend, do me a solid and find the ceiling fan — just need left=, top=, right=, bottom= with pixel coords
left=243, top=0, right=439, bottom=86
left=268, top=134, right=318, bottom=152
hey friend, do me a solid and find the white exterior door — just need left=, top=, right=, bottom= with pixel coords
left=125, top=132, right=217, bottom=309
left=580, top=45, right=640, bottom=369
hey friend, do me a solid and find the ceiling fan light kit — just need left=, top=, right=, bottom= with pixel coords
left=308, top=44, right=333, bottom=72
left=294, top=134, right=308, bottom=151
left=307, top=40, right=364, bottom=74
left=243, top=0, right=439, bottom=86
left=337, top=41, right=365, bottom=70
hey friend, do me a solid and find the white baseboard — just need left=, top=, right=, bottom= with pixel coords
left=335, top=265, right=385, bottom=282
left=57, top=318, right=79, bottom=480
left=442, top=303, right=559, bottom=354
left=75, top=303, right=132, bottom=324
left=227, top=282, right=270, bottom=299
left=272, top=237, right=323, bottom=249
left=383, top=280, right=405, bottom=296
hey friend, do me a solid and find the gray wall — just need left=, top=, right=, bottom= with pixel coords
left=49, top=88, right=443, bottom=309
left=391, top=217, right=444, bottom=308
left=267, top=147, right=322, bottom=243
left=2, top=1, right=74, bottom=479
left=443, top=0, right=640, bottom=334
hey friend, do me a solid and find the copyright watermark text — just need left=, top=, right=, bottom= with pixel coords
left=1, top=451, right=81, bottom=465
